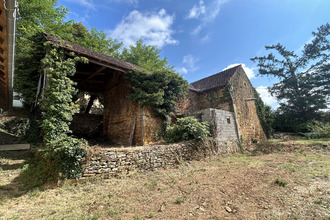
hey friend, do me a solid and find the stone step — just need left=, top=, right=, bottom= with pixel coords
left=0, top=144, right=30, bottom=151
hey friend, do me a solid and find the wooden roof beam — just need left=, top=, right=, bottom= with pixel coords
left=78, top=66, right=107, bottom=87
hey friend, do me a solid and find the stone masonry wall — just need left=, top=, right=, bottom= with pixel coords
left=103, top=72, right=162, bottom=146
left=192, top=108, right=238, bottom=142
left=229, top=67, right=266, bottom=143
left=82, top=141, right=238, bottom=178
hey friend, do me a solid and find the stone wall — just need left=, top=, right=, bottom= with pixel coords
left=228, top=67, right=266, bottom=143
left=103, top=72, right=162, bottom=146
left=82, top=141, right=238, bottom=177
left=178, top=88, right=232, bottom=115
left=192, top=108, right=238, bottom=142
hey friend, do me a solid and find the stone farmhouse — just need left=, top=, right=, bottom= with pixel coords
left=42, top=34, right=265, bottom=146
left=179, top=65, right=266, bottom=144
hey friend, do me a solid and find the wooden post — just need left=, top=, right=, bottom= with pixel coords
left=129, top=117, right=136, bottom=146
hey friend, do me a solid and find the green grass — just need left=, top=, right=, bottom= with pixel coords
left=295, top=138, right=329, bottom=144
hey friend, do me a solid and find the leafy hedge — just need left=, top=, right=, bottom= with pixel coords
left=165, top=117, right=210, bottom=143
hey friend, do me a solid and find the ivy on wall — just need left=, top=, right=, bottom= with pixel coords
left=206, top=89, right=231, bottom=108
left=126, top=69, right=188, bottom=119
left=41, top=43, right=88, bottom=178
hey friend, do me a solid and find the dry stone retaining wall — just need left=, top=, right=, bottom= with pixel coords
left=82, top=141, right=238, bottom=178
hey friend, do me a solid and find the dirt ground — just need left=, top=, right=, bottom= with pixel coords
left=0, top=140, right=329, bottom=220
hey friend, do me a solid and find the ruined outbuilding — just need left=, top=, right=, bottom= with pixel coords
left=44, top=34, right=162, bottom=146
left=44, top=34, right=264, bottom=146
left=179, top=65, right=266, bottom=144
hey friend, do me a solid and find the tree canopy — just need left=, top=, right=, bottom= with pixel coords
left=15, top=0, right=122, bottom=106
left=251, top=23, right=330, bottom=131
left=120, top=39, right=174, bottom=72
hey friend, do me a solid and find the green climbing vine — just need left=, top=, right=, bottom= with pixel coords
left=206, top=89, right=231, bottom=108
left=126, top=69, right=188, bottom=119
left=41, top=43, right=88, bottom=179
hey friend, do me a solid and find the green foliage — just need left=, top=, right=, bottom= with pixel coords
left=15, top=1, right=122, bottom=106
left=254, top=89, right=274, bottom=138
left=121, top=39, right=174, bottom=71
left=251, top=23, right=330, bottom=131
left=25, top=118, right=41, bottom=144
left=66, top=22, right=123, bottom=57
left=307, top=121, right=330, bottom=138
left=175, top=197, right=184, bottom=204
left=15, top=33, right=48, bottom=106
left=2, top=118, right=30, bottom=136
left=41, top=45, right=88, bottom=179
left=165, top=117, right=210, bottom=143
left=18, top=151, right=59, bottom=189
left=206, top=90, right=231, bottom=108
left=274, top=178, right=287, bottom=187
left=126, top=69, right=188, bottom=118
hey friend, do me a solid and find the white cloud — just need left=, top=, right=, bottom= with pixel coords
left=67, top=0, right=138, bottom=9
left=191, top=25, right=202, bottom=35
left=177, top=55, right=199, bottom=74
left=110, top=9, right=178, bottom=48
left=107, top=0, right=138, bottom=5
left=205, top=0, right=228, bottom=22
left=187, top=0, right=227, bottom=21
left=223, top=63, right=256, bottom=79
left=256, top=86, right=278, bottom=106
left=67, top=0, right=96, bottom=9
left=187, top=0, right=206, bottom=19
left=200, top=34, right=210, bottom=43
left=188, top=0, right=228, bottom=39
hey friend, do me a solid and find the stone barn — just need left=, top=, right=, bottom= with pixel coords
left=179, top=65, right=266, bottom=144
left=44, top=34, right=162, bottom=146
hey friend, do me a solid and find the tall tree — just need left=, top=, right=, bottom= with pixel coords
left=67, top=23, right=122, bottom=57
left=251, top=23, right=330, bottom=131
left=15, top=1, right=122, bottom=107
left=15, top=0, right=70, bottom=107
left=120, top=39, right=174, bottom=71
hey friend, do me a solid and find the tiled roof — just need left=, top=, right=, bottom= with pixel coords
left=43, top=33, right=142, bottom=71
left=189, top=65, right=241, bottom=92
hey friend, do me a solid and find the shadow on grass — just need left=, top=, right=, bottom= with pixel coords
left=0, top=150, right=58, bottom=202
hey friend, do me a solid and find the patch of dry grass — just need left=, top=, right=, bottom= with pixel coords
left=0, top=144, right=329, bottom=219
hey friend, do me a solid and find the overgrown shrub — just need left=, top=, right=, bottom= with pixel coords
left=2, top=118, right=30, bottom=136
left=307, top=121, right=330, bottom=138
left=165, top=117, right=210, bottom=143
left=126, top=69, right=188, bottom=119
left=41, top=45, right=88, bottom=179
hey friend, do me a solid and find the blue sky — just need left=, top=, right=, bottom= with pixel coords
left=57, top=0, right=330, bottom=109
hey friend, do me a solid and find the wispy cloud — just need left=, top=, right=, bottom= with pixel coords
left=106, top=0, right=138, bottom=5
left=66, top=0, right=96, bottom=10
left=187, top=0, right=206, bottom=19
left=177, top=55, right=199, bottom=74
left=204, top=0, right=228, bottom=22
left=66, top=0, right=138, bottom=10
left=188, top=0, right=228, bottom=42
left=256, top=86, right=278, bottom=106
left=187, top=0, right=228, bottom=24
left=223, top=63, right=256, bottom=79
left=109, top=9, right=178, bottom=48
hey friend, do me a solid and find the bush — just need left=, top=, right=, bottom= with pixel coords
left=165, top=117, right=210, bottom=143
left=307, top=121, right=330, bottom=138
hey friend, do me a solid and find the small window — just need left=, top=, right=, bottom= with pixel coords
left=226, top=117, right=231, bottom=124
left=244, top=82, right=247, bottom=87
